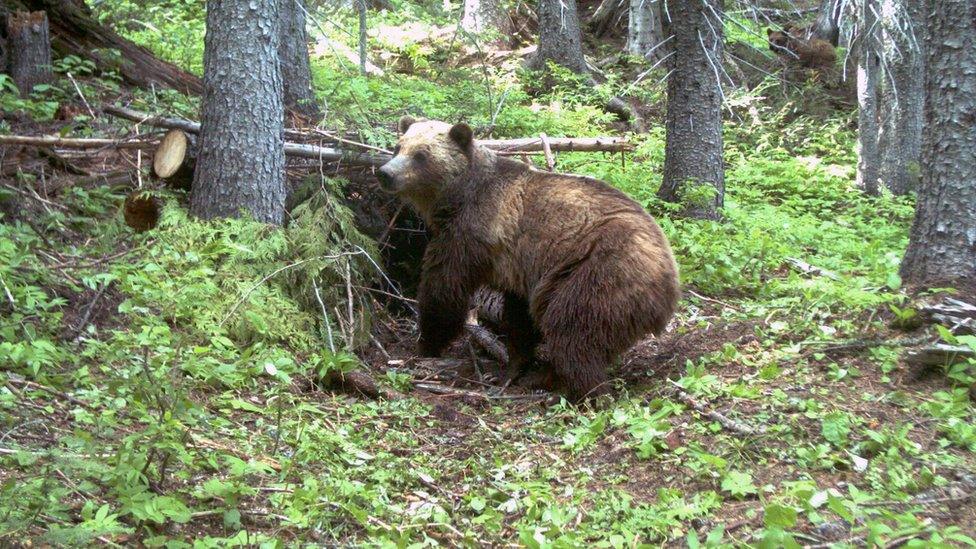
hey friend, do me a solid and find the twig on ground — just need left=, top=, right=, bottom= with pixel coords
left=5, top=375, right=92, bottom=410
left=65, top=72, right=97, bottom=119
left=686, top=289, right=739, bottom=311
left=667, top=379, right=765, bottom=435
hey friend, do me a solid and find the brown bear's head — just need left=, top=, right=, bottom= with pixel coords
left=767, top=26, right=801, bottom=55
left=377, top=116, right=474, bottom=213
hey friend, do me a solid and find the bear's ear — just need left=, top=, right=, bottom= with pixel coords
left=448, top=123, right=473, bottom=149
left=398, top=115, right=416, bottom=134
left=766, top=28, right=773, bottom=36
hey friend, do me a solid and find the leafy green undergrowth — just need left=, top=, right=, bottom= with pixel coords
left=3, top=109, right=975, bottom=545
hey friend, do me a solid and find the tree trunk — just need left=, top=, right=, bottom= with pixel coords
left=6, top=10, right=51, bottom=96
left=899, top=1, right=976, bottom=292
left=628, top=0, right=667, bottom=63
left=357, top=0, right=367, bottom=75
left=0, top=0, right=201, bottom=94
left=657, top=0, right=725, bottom=219
left=191, top=0, right=286, bottom=225
left=278, top=0, right=320, bottom=121
left=590, top=0, right=626, bottom=37
left=526, top=0, right=587, bottom=74
left=855, top=0, right=880, bottom=196
left=812, top=0, right=843, bottom=46
left=878, top=0, right=923, bottom=196
left=461, top=0, right=511, bottom=39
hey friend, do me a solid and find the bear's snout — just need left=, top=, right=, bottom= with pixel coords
left=377, top=165, right=396, bottom=191
left=377, top=156, right=408, bottom=193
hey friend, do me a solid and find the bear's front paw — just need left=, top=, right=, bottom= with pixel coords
left=417, top=338, right=444, bottom=358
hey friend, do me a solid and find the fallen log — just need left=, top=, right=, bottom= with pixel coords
left=104, top=105, right=310, bottom=142
left=0, top=133, right=388, bottom=166
left=0, top=135, right=154, bottom=149
left=104, top=106, right=635, bottom=156
left=904, top=344, right=976, bottom=367
left=920, top=297, right=976, bottom=335
left=1, top=0, right=202, bottom=94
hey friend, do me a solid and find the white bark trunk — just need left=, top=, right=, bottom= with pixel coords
left=878, top=0, right=923, bottom=195
left=627, top=0, right=666, bottom=62
left=855, top=0, right=880, bottom=196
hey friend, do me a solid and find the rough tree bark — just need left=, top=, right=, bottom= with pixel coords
left=461, top=0, right=512, bottom=39
left=6, top=10, right=51, bottom=96
left=191, top=0, right=286, bottom=225
left=878, top=0, right=923, bottom=196
left=899, top=1, right=976, bottom=292
left=812, top=0, right=843, bottom=46
left=657, top=0, right=725, bottom=219
left=0, top=0, right=201, bottom=94
left=628, top=0, right=667, bottom=63
left=526, top=0, right=587, bottom=73
left=855, top=0, right=880, bottom=196
left=278, top=0, right=320, bottom=120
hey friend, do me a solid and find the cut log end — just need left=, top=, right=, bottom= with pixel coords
left=152, top=129, right=195, bottom=190
left=123, top=192, right=162, bottom=232
left=153, top=129, right=188, bottom=178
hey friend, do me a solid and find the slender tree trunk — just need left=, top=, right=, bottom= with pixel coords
left=855, top=0, right=880, bottom=196
left=461, top=0, right=511, bottom=38
left=628, top=0, right=667, bottom=63
left=878, top=0, right=923, bottom=196
left=192, top=0, right=286, bottom=225
left=278, top=0, right=320, bottom=121
left=527, top=0, right=587, bottom=74
left=658, top=0, right=724, bottom=219
left=357, top=0, right=367, bottom=75
left=6, top=10, right=51, bottom=96
left=900, top=1, right=976, bottom=292
left=813, top=0, right=843, bottom=46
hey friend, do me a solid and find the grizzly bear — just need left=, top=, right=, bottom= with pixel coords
left=767, top=26, right=837, bottom=71
left=377, top=117, right=680, bottom=401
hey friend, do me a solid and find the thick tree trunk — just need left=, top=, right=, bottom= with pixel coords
left=628, top=0, right=667, bottom=63
left=191, top=0, right=286, bottom=225
left=526, top=0, right=587, bottom=74
left=6, top=10, right=51, bottom=96
left=461, top=0, right=511, bottom=39
left=878, top=0, right=923, bottom=196
left=278, top=0, right=320, bottom=121
left=855, top=0, right=880, bottom=196
left=899, top=1, right=976, bottom=292
left=1, top=0, right=201, bottom=94
left=658, top=0, right=724, bottom=219
left=812, top=0, right=843, bottom=46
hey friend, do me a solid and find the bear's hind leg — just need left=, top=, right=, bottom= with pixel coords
left=545, top=337, right=610, bottom=402
left=498, top=292, right=542, bottom=385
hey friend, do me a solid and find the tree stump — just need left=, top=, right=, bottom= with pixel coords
left=7, top=10, right=52, bottom=96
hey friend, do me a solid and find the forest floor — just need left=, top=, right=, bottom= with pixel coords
left=3, top=6, right=976, bottom=547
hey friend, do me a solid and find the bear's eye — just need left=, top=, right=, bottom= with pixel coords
left=413, top=151, right=428, bottom=163
left=393, top=145, right=401, bottom=155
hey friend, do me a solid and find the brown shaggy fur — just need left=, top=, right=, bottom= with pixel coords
left=767, top=26, right=837, bottom=71
left=377, top=117, right=681, bottom=401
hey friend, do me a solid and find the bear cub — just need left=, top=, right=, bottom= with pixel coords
left=377, top=117, right=680, bottom=401
left=767, top=25, right=837, bottom=71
